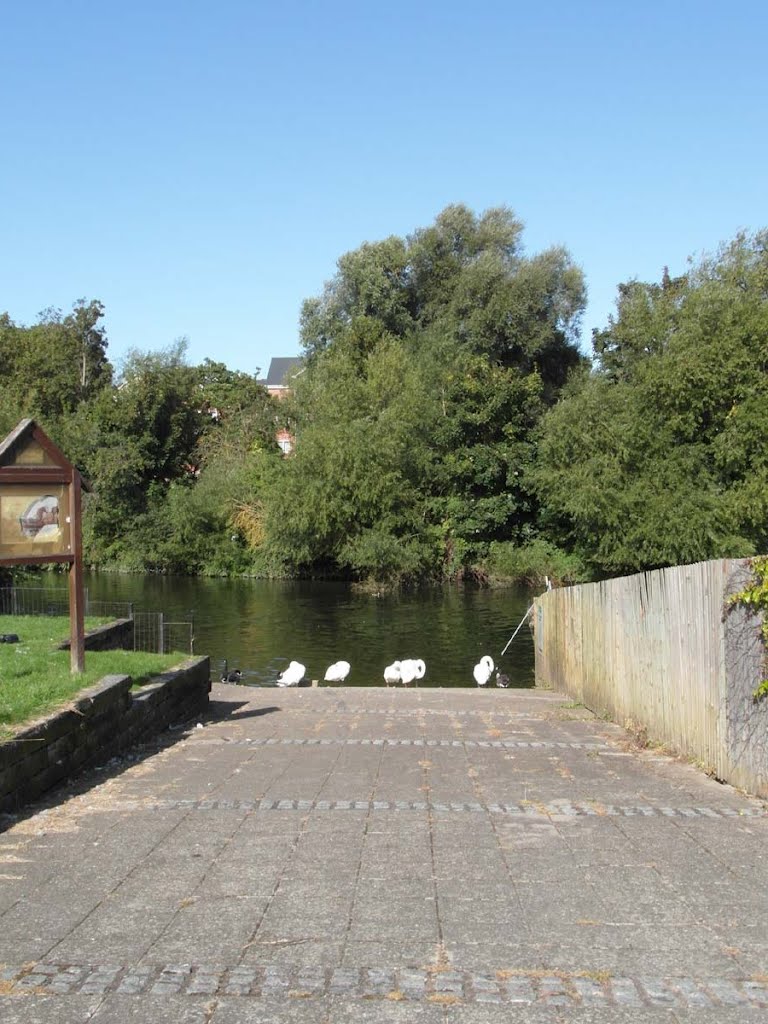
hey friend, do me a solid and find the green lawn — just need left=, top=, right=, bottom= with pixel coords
left=0, top=615, right=186, bottom=739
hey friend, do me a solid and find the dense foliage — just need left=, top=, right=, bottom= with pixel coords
left=2, top=214, right=766, bottom=585
left=0, top=299, right=111, bottom=434
left=258, top=205, right=586, bottom=582
left=0, top=306, right=281, bottom=575
left=534, top=231, right=768, bottom=576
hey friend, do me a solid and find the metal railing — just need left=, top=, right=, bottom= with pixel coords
left=0, top=586, right=194, bottom=655
left=132, top=610, right=195, bottom=655
left=0, top=585, right=132, bottom=620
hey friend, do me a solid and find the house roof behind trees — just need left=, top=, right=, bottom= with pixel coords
left=265, top=357, right=303, bottom=389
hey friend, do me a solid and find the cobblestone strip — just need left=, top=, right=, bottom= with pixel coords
left=186, top=966, right=224, bottom=995
left=2, top=964, right=766, bottom=1009
left=201, top=738, right=609, bottom=751
left=116, top=966, right=155, bottom=994
left=79, top=966, right=122, bottom=995
left=131, top=797, right=765, bottom=819
left=285, top=707, right=549, bottom=719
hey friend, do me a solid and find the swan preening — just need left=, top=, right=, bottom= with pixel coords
left=277, top=660, right=306, bottom=687
left=383, top=660, right=401, bottom=686
left=473, top=655, right=494, bottom=687
left=383, top=659, right=425, bottom=686
left=324, top=660, right=351, bottom=683
left=231, top=654, right=509, bottom=689
left=399, top=659, right=426, bottom=686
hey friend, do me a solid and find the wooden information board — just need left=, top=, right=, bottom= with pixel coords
left=0, top=420, right=88, bottom=672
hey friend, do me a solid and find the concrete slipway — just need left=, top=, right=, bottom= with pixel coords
left=1, top=683, right=767, bottom=1022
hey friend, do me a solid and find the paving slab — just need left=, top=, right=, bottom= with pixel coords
left=1, top=683, right=767, bottom=1021
left=0, top=995, right=104, bottom=1024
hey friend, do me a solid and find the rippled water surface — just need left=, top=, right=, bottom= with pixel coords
left=50, top=573, right=538, bottom=688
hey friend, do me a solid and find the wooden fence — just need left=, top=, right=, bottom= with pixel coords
left=534, top=558, right=768, bottom=797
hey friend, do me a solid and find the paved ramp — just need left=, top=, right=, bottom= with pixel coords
left=1, top=684, right=767, bottom=1021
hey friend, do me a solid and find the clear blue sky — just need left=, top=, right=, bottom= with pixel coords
left=2, top=1, right=766, bottom=376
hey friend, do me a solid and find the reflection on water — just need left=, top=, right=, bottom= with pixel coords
left=63, top=573, right=538, bottom=688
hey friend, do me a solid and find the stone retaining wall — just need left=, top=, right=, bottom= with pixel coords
left=0, top=655, right=210, bottom=815
left=56, top=617, right=134, bottom=652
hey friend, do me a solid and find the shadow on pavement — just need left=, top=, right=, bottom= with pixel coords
left=0, top=700, right=281, bottom=834
left=206, top=700, right=281, bottom=721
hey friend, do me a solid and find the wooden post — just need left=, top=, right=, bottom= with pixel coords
left=68, top=471, right=85, bottom=673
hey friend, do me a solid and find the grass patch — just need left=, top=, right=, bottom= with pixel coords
left=0, top=615, right=185, bottom=739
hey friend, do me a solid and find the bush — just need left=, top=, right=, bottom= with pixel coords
left=339, top=527, right=431, bottom=585
left=485, top=539, right=587, bottom=587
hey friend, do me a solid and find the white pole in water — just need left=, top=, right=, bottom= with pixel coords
left=500, top=604, right=535, bottom=657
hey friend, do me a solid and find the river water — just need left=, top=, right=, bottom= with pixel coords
left=44, top=572, right=537, bottom=689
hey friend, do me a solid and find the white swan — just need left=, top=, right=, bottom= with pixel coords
left=473, top=655, right=494, bottom=687
left=400, top=658, right=426, bottom=686
left=277, top=660, right=306, bottom=687
left=324, top=660, right=351, bottom=683
left=383, top=660, right=401, bottom=686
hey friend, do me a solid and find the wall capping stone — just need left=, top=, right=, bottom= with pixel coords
left=57, top=618, right=134, bottom=652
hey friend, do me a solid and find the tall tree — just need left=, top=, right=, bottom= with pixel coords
left=591, top=269, right=688, bottom=382
left=261, top=205, right=586, bottom=581
left=535, top=230, right=768, bottom=575
left=77, top=341, right=204, bottom=565
left=0, top=300, right=111, bottom=425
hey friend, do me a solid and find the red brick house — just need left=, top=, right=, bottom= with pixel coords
left=263, top=357, right=302, bottom=454
left=264, top=357, right=303, bottom=400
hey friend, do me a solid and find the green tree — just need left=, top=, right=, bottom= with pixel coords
left=0, top=300, right=111, bottom=425
left=260, top=205, right=586, bottom=582
left=591, top=268, right=688, bottom=382
left=77, top=342, right=204, bottom=566
left=74, top=348, right=282, bottom=574
left=535, top=230, right=768, bottom=575
left=188, top=361, right=284, bottom=574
